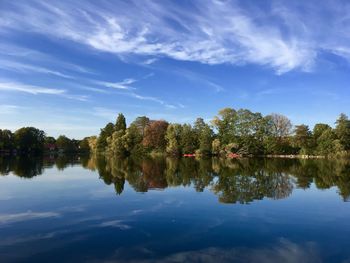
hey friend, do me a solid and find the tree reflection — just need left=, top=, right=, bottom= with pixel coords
left=1, top=155, right=350, bottom=202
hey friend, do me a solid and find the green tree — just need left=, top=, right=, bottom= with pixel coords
left=124, top=124, right=143, bottom=155
left=198, top=125, right=213, bottom=155
left=180, top=124, right=197, bottom=154
left=293, top=125, right=313, bottom=154
left=79, top=137, right=91, bottom=152
left=235, top=109, right=266, bottom=154
left=107, top=130, right=126, bottom=156
left=211, top=108, right=237, bottom=145
left=56, top=135, right=75, bottom=152
left=313, top=123, right=332, bottom=141
left=115, top=113, right=127, bottom=132
left=166, top=124, right=182, bottom=155
left=316, top=128, right=336, bottom=155
left=335, top=113, right=350, bottom=150
left=14, top=127, right=45, bottom=154
left=0, top=129, right=14, bottom=152
left=131, top=116, right=150, bottom=137
left=97, top=122, right=115, bottom=152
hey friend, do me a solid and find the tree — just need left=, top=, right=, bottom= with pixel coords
left=14, top=127, right=45, bottom=154
left=56, top=135, right=75, bottom=152
left=335, top=113, right=350, bottom=150
left=87, top=136, right=98, bottom=153
left=143, top=120, right=169, bottom=151
left=79, top=137, right=91, bottom=152
left=313, top=123, right=332, bottom=140
left=211, top=108, right=237, bottom=145
left=115, top=113, right=127, bottom=132
left=267, top=113, right=292, bottom=138
left=124, top=124, right=143, bottom=155
left=0, top=129, right=14, bottom=152
left=166, top=124, right=182, bottom=155
left=180, top=124, right=197, bottom=154
left=293, top=125, right=313, bottom=154
left=316, top=128, right=336, bottom=155
left=107, top=130, right=126, bottom=156
left=264, top=114, right=293, bottom=154
left=97, top=122, right=115, bottom=152
left=131, top=116, right=150, bottom=137
left=235, top=109, right=266, bottom=154
left=198, top=125, right=213, bottom=155
left=194, top=118, right=206, bottom=134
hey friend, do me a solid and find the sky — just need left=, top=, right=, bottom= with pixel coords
left=1, top=0, right=350, bottom=139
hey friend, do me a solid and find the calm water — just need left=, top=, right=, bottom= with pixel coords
left=0, top=156, right=350, bottom=263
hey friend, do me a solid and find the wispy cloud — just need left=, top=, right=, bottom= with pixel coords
left=0, top=80, right=89, bottom=101
left=0, top=105, right=21, bottom=114
left=0, top=59, right=74, bottom=79
left=0, top=211, right=60, bottom=225
left=99, top=220, right=131, bottom=230
left=2, top=0, right=345, bottom=73
left=96, top=78, right=136, bottom=90
left=0, top=81, right=65, bottom=95
left=94, top=74, right=179, bottom=109
left=143, top=58, right=158, bottom=65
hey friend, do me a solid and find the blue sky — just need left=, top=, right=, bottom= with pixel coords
left=1, top=0, right=350, bottom=138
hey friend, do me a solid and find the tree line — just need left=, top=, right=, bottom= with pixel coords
left=0, top=127, right=93, bottom=155
left=93, top=108, right=350, bottom=158
left=1, top=107, right=350, bottom=157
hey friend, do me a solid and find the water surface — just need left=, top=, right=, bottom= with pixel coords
left=0, top=156, right=349, bottom=262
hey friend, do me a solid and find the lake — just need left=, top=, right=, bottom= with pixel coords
left=0, top=156, right=349, bottom=262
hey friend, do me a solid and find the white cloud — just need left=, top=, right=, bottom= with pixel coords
left=0, top=80, right=89, bottom=101
left=99, top=220, right=131, bottom=230
left=0, top=211, right=60, bottom=225
left=0, top=81, right=65, bottom=95
left=107, top=238, right=321, bottom=263
left=2, top=0, right=347, bottom=73
left=143, top=58, right=158, bottom=65
left=96, top=78, right=136, bottom=90
left=0, top=59, right=74, bottom=79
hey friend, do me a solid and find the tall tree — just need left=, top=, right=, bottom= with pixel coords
left=124, top=124, right=143, bottom=155
left=165, top=124, right=182, bottom=155
left=211, top=108, right=237, bottom=145
left=97, top=122, right=115, bottom=152
left=198, top=125, right=214, bottom=155
left=316, top=128, right=336, bottom=155
left=335, top=113, right=350, bottom=150
left=293, top=125, right=313, bottom=154
left=115, top=113, right=127, bottom=132
left=180, top=124, right=197, bottom=153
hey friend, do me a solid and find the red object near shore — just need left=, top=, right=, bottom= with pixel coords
left=183, top=154, right=196, bottom=157
left=227, top=153, right=240, bottom=158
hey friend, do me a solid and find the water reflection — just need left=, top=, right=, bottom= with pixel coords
left=1, top=155, right=350, bottom=202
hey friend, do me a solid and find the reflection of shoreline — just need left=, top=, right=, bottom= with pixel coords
left=264, top=154, right=326, bottom=159
left=1, top=156, right=350, bottom=203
